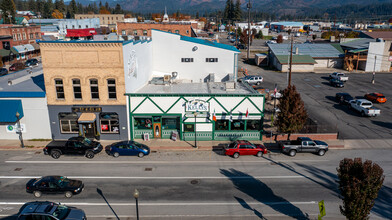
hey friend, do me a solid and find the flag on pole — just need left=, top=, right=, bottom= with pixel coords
left=212, top=109, right=217, bottom=122
left=229, top=111, right=233, bottom=122
left=245, top=108, right=249, bottom=118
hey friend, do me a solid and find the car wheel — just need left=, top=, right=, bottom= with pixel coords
left=233, top=152, right=240, bottom=159
left=256, top=151, right=263, bottom=157
left=318, top=149, right=326, bottom=156
left=361, top=111, right=366, bottom=117
left=65, top=191, right=73, bottom=198
left=85, top=150, right=95, bottom=159
left=113, top=152, right=120, bottom=158
left=50, top=150, right=61, bottom=159
left=256, top=81, right=261, bottom=86
left=33, top=191, right=42, bottom=198
left=138, top=152, right=144, bottom=158
left=289, top=150, right=297, bottom=157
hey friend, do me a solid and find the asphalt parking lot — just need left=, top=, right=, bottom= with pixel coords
left=238, top=61, right=392, bottom=139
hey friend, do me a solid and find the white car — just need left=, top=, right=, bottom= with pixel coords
left=330, top=72, right=349, bottom=82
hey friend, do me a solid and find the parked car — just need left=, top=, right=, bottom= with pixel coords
left=349, top=99, right=381, bottom=117
left=9, top=62, right=25, bottom=71
left=106, top=140, right=150, bottom=158
left=44, top=136, right=103, bottom=159
left=364, top=93, right=387, bottom=103
left=265, top=40, right=277, bottom=45
left=229, top=37, right=238, bottom=43
left=329, top=72, right=349, bottom=82
left=329, top=78, right=344, bottom=88
left=26, top=176, right=84, bottom=198
left=236, top=44, right=247, bottom=49
left=25, top=58, right=39, bottom=67
left=17, top=201, right=87, bottom=220
left=335, top=93, right=354, bottom=105
left=0, top=68, right=8, bottom=76
left=224, top=140, right=267, bottom=159
left=239, top=75, right=264, bottom=85
left=279, top=137, right=328, bottom=157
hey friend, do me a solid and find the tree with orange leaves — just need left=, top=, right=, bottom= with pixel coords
left=99, top=6, right=110, bottom=14
left=52, top=9, right=63, bottom=19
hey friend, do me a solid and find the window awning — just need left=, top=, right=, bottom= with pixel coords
left=0, top=100, right=24, bottom=123
left=12, top=44, right=35, bottom=53
left=78, top=113, right=96, bottom=123
left=66, top=28, right=97, bottom=37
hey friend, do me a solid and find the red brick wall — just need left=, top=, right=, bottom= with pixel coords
left=117, top=22, right=192, bottom=37
left=0, top=26, right=41, bottom=48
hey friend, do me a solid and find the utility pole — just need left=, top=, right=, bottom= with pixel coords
left=247, top=0, right=251, bottom=62
left=288, top=36, right=293, bottom=87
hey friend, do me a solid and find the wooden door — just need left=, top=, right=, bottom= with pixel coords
left=153, top=123, right=161, bottom=138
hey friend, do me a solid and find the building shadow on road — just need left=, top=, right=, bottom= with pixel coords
left=97, top=188, right=120, bottom=220
left=372, top=185, right=392, bottom=219
left=0, top=215, right=17, bottom=220
left=372, top=121, right=392, bottom=130
left=220, top=168, right=309, bottom=219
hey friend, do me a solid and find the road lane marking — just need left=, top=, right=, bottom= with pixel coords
left=5, top=160, right=329, bottom=164
left=0, top=201, right=317, bottom=206
left=0, top=175, right=306, bottom=179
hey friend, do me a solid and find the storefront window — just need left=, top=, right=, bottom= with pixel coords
left=215, top=120, right=229, bottom=131
left=55, top=79, right=65, bottom=99
left=59, top=113, right=78, bottom=133
left=153, top=116, right=161, bottom=123
left=162, top=117, right=179, bottom=130
left=134, top=117, right=152, bottom=129
left=184, top=124, right=194, bottom=132
left=100, top=113, right=119, bottom=133
left=231, top=120, right=245, bottom=131
left=246, top=120, right=261, bottom=131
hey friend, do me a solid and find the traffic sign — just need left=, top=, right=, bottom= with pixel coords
left=319, top=200, right=326, bottom=217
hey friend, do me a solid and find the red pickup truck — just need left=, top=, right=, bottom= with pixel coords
left=224, top=140, right=267, bottom=159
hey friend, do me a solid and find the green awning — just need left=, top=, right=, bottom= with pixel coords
left=276, top=55, right=317, bottom=64
left=0, top=49, right=10, bottom=57
left=348, top=48, right=368, bottom=53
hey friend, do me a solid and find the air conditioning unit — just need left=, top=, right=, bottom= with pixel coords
left=164, top=75, right=171, bottom=81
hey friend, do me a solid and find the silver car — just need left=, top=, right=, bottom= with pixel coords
left=243, top=75, right=264, bottom=85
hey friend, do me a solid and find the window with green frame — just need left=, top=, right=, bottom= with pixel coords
left=184, top=124, right=194, bottom=132
left=246, top=120, right=261, bottom=131
left=162, top=117, right=180, bottom=130
left=134, top=117, right=152, bottom=129
left=215, top=120, right=229, bottom=131
left=231, top=120, right=245, bottom=130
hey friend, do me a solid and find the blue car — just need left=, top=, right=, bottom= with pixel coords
left=106, top=141, right=150, bottom=158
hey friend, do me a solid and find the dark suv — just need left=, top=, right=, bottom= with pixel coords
left=44, top=136, right=103, bottom=159
left=17, top=201, right=86, bottom=220
left=9, top=62, right=25, bottom=71
left=25, top=58, right=39, bottom=67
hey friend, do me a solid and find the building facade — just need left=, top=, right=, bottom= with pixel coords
left=58, top=18, right=100, bottom=37
left=75, top=14, right=124, bottom=27
left=117, top=22, right=194, bottom=38
left=40, top=41, right=128, bottom=140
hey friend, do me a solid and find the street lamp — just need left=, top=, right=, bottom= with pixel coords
left=133, top=189, right=139, bottom=220
left=15, top=112, right=24, bottom=148
left=193, top=112, right=198, bottom=148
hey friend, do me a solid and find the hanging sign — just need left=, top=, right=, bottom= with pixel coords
left=6, top=124, right=26, bottom=133
left=185, top=99, right=209, bottom=113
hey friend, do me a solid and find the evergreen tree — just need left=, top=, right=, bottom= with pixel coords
left=0, top=0, right=16, bottom=24
left=113, top=3, right=121, bottom=14
left=43, top=0, right=53, bottom=18
left=28, top=0, right=36, bottom=12
left=276, top=85, right=307, bottom=140
left=104, top=1, right=109, bottom=11
left=67, top=0, right=77, bottom=18
left=36, top=0, right=44, bottom=15
left=234, top=0, right=241, bottom=21
left=195, top=11, right=199, bottom=19
left=54, top=0, right=65, bottom=13
left=223, top=0, right=233, bottom=24
left=337, top=158, right=384, bottom=220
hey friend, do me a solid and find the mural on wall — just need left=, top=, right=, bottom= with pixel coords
left=128, top=50, right=138, bottom=79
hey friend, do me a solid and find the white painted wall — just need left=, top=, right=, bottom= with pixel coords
left=0, top=98, right=51, bottom=139
left=152, top=30, right=238, bottom=83
left=366, top=42, right=385, bottom=72
left=123, top=40, right=153, bottom=93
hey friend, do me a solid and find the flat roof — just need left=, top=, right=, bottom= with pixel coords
left=129, top=82, right=260, bottom=96
left=0, top=70, right=46, bottom=98
left=269, top=43, right=344, bottom=58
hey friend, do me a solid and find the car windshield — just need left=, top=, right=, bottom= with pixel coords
left=82, top=138, right=91, bottom=145
left=362, top=102, right=372, bottom=106
left=54, top=176, right=70, bottom=187
left=227, top=142, right=237, bottom=148
left=378, top=96, right=385, bottom=98
left=52, top=205, right=70, bottom=219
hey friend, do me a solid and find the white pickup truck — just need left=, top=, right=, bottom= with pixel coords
left=349, top=99, right=381, bottom=117
left=330, top=72, right=349, bottom=82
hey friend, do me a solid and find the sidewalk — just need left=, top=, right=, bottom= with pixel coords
left=2, top=138, right=391, bottom=151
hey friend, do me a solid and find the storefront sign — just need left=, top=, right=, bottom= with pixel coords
left=6, top=124, right=26, bottom=133
left=72, top=106, right=102, bottom=112
left=171, top=131, right=178, bottom=141
left=143, top=133, right=150, bottom=141
left=185, top=99, right=209, bottom=113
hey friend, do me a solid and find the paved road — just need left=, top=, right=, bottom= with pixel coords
left=0, top=149, right=390, bottom=219
left=238, top=60, right=392, bottom=140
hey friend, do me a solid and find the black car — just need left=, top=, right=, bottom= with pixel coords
left=25, top=58, right=39, bottom=67
left=336, top=93, right=354, bottom=105
left=106, top=141, right=150, bottom=158
left=26, top=176, right=84, bottom=198
left=236, top=44, right=247, bottom=49
left=17, top=201, right=86, bottom=220
left=0, top=68, right=8, bottom=76
left=329, top=78, right=344, bottom=87
left=44, top=136, right=103, bottom=159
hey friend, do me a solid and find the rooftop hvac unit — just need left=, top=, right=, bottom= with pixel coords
left=164, top=75, right=171, bottom=81
left=209, top=73, right=215, bottom=82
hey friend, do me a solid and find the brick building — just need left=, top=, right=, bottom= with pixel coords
left=0, top=25, right=41, bottom=47
left=117, top=22, right=195, bottom=38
